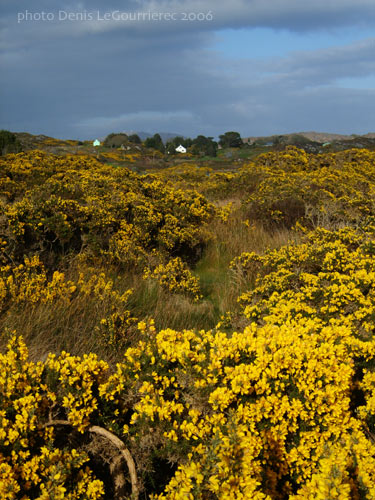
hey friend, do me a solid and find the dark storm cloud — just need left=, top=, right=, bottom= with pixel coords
left=1, top=0, right=375, bottom=138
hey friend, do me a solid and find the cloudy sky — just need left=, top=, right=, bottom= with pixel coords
left=1, top=0, right=375, bottom=139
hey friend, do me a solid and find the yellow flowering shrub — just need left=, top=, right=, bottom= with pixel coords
left=235, top=225, right=375, bottom=335
left=1, top=146, right=375, bottom=497
left=1, top=151, right=217, bottom=271
left=143, top=257, right=202, bottom=301
left=110, top=318, right=374, bottom=499
left=1, top=260, right=375, bottom=497
left=3, top=306, right=366, bottom=497
left=0, top=256, right=132, bottom=308
left=0, top=335, right=104, bottom=499
left=0, top=257, right=137, bottom=349
left=242, top=147, right=375, bottom=228
left=0, top=256, right=76, bottom=312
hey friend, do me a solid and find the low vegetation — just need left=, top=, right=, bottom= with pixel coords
left=1, top=145, right=375, bottom=498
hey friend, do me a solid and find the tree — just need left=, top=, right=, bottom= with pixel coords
left=165, top=136, right=192, bottom=154
left=128, top=134, right=141, bottom=144
left=144, top=134, right=165, bottom=153
left=166, top=141, right=177, bottom=155
left=191, top=135, right=218, bottom=157
left=0, top=130, right=22, bottom=155
left=219, top=131, right=243, bottom=148
left=104, top=133, right=128, bottom=148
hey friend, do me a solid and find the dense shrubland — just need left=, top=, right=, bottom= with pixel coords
left=1, top=147, right=375, bottom=498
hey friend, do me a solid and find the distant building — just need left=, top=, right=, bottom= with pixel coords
left=93, top=139, right=101, bottom=147
left=175, top=145, right=187, bottom=153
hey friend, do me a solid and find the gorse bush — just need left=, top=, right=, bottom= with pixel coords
left=1, top=147, right=375, bottom=498
left=241, top=147, right=375, bottom=228
left=234, top=224, right=375, bottom=334
left=2, top=225, right=375, bottom=498
left=0, top=151, right=217, bottom=268
left=143, top=257, right=202, bottom=301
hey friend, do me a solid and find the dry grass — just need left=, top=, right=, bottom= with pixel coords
left=0, top=204, right=296, bottom=363
left=194, top=206, right=296, bottom=317
left=0, top=297, right=118, bottom=363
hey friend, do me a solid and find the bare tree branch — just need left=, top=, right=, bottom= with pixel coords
left=43, top=420, right=139, bottom=500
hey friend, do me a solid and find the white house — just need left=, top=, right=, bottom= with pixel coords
left=175, top=144, right=187, bottom=153
left=93, top=139, right=101, bottom=147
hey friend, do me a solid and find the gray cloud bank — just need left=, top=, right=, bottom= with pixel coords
left=1, top=1, right=375, bottom=138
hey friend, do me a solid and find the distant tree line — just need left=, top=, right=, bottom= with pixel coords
left=165, top=135, right=218, bottom=157
left=145, top=131, right=244, bottom=157
left=103, top=130, right=245, bottom=157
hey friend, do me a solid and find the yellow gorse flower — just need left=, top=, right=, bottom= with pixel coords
left=1, top=147, right=375, bottom=497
